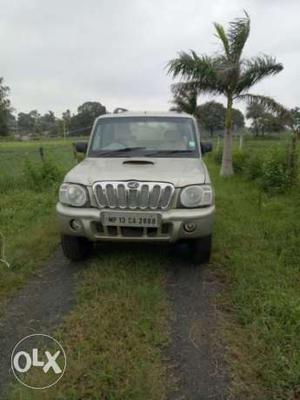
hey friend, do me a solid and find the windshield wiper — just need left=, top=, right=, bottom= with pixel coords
left=146, top=149, right=194, bottom=156
left=93, top=147, right=147, bottom=156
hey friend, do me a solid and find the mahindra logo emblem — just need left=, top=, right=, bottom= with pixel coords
left=127, top=181, right=139, bottom=189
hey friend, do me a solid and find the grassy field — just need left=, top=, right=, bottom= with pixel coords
left=8, top=246, right=169, bottom=400
left=0, top=139, right=77, bottom=190
left=210, top=158, right=300, bottom=399
left=0, top=139, right=77, bottom=303
left=1, top=137, right=300, bottom=399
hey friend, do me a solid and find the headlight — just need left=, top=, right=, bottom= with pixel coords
left=59, top=183, right=88, bottom=207
left=180, top=185, right=213, bottom=208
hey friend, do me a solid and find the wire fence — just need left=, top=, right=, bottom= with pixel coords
left=0, top=142, right=80, bottom=192
left=0, top=134, right=294, bottom=189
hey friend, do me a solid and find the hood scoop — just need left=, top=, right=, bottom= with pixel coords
left=123, top=160, right=154, bottom=165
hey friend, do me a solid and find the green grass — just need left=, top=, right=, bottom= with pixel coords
left=0, top=139, right=76, bottom=192
left=208, top=157, right=300, bottom=399
left=9, top=247, right=168, bottom=400
left=2, top=138, right=300, bottom=399
left=0, top=139, right=77, bottom=302
left=0, top=189, right=59, bottom=303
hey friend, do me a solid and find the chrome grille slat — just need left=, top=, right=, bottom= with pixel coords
left=149, top=185, right=160, bottom=209
left=161, top=186, right=171, bottom=208
left=93, top=181, right=174, bottom=210
left=117, top=184, right=126, bottom=209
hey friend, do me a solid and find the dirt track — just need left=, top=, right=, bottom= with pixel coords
left=0, top=245, right=228, bottom=399
left=0, top=249, right=87, bottom=397
left=167, top=244, right=228, bottom=399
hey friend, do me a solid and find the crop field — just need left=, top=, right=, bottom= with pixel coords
left=0, top=136, right=299, bottom=399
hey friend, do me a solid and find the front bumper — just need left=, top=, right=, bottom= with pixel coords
left=56, top=203, right=215, bottom=242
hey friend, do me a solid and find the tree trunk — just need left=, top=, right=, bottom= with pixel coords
left=220, top=96, right=234, bottom=177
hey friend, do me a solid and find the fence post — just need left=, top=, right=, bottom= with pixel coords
left=72, top=143, right=80, bottom=163
left=39, top=147, right=45, bottom=162
left=239, top=134, right=243, bottom=150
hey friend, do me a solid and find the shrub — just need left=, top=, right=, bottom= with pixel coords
left=259, top=148, right=289, bottom=193
left=232, top=149, right=249, bottom=173
left=213, top=147, right=223, bottom=165
left=24, top=159, right=63, bottom=191
left=213, top=147, right=249, bottom=173
left=286, top=137, right=299, bottom=186
left=244, top=152, right=264, bottom=181
left=212, top=144, right=295, bottom=194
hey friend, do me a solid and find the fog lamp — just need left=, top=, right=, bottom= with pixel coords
left=183, top=223, right=197, bottom=233
left=70, top=219, right=82, bottom=231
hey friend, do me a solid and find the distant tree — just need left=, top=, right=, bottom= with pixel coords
left=246, top=101, right=265, bottom=135
left=197, top=101, right=225, bottom=136
left=260, top=113, right=285, bottom=134
left=170, top=83, right=199, bottom=116
left=272, top=105, right=300, bottom=185
left=0, top=77, right=11, bottom=136
left=41, top=110, right=55, bottom=126
left=30, top=110, right=41, bottom=133
left=7, top=111, right=17, bottom=131
left=246, top=101, right=286, bottom=135
left=232, top=108, right=245, bottom=130
left=61, top=109, right=72, bottom=134
left=289, top=107, right=300, bottom=138
left=17, top=110, right=44, bottom=134
left=40, top=111, right=58, bottom=135
left=17, top=112, right=35, bottom=133
left=70, top=101, right=107, bottom=135
left=168, top=12, right=283, bottom=176
left=197, top=101, right=244, bottom=136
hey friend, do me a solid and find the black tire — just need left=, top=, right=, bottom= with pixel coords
left=188, top=235, right=212, bottom=265
left=61, top=235, right=92, bottom=262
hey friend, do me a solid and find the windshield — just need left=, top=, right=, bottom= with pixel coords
left=88, top=116, right=199, bottom=158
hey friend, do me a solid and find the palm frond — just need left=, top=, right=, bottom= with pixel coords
left=167, top=51, right=217, bottom=82
left=170, top=82, right=198, bottom=115
left=171, top=81, right=199, bottom=95
left=214, top=55, right=240, bottom=87
left=236, top=55, right=283, bottom=93
left=237, top=94, right=287, bottom=115
left=214, top=23, right=230, bottom=57
left=228, top=11, right=250, bottom=61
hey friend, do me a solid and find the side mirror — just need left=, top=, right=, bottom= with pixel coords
left=201, top=142, right=213, bottom=154
left=75, top=142, right=88, bottom=154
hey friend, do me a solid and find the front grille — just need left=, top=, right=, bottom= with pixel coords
left=93, top=181, right=175, bottom=210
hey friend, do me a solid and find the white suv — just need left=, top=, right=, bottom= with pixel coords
left=57, top=112, right=214, bottom=263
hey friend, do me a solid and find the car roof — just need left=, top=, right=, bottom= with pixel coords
left=96, top=111, right=194, bottom=121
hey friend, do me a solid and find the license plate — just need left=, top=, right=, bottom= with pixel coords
left=101, top=212, right=160, bottom=227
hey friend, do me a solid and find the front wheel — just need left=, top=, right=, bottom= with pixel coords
left=188, top=235, right=212, bottom=264
left=61, top=235, right=92, bottom=262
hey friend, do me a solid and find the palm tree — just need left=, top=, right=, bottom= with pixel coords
left=170, top=83, right=199, bottom=117
left=168, top=12, right=283, bottom=176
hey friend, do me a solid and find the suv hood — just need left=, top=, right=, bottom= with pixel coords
left=64, top=157, right=209, bottom=187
